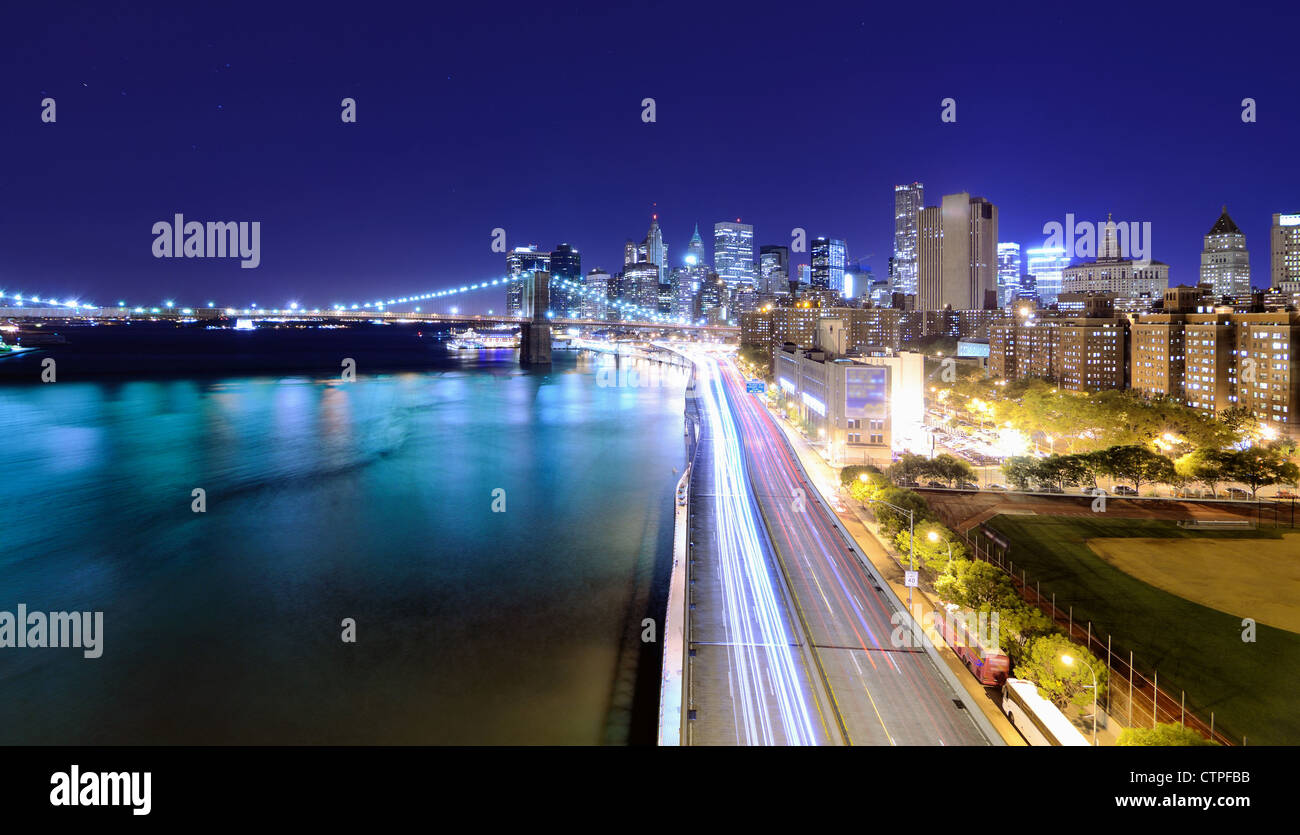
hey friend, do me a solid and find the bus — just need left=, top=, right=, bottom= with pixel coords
left=1002, top=678, right=1090, bottom=746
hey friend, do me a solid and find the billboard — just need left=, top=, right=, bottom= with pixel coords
left=845, top=366, right=887, bottom=418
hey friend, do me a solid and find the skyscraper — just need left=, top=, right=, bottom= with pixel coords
left=997, top=243, right=1022, bottom=307
left=1199, top=207, right=1250, bottom=297
left=917, top=192, right=998, bottom=310
left=644, top=215, right=668, bottom=284
left=758, top=245, right=790, bottom=296
left=1025, top=246, right=1071, bottom=305
left=506, top=245, right=550, bottom=315
left=810, top=237, right=846, bottom=294
left=713, top=221, right=755, bottom=289
left=583, top=268, right=612, bottom=320
left=1061, top=220, right=1169, bottom=299
left=548, top=243, right=582, bottom=318
left=686, top=223, right=708, bottom=268
left=1271, top=213, right=1300, bottom=287
left=892, top=182, right=924, bottom=297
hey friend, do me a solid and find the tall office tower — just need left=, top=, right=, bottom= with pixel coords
left=997, top=243, right=1022, bottom=307
left=686, top=223, right=709, bottom=268
left=1199, top=207, right=1251, bottom=297
left=1272, top=213, right=1300, bottom=287
left=624, top=239, right=641, bottom=267
left=759, top=245, right=791, bottom=296
left=622, top=261, right=661, bottom=314
left=696, top=272, right=727, bottom=322
left=670, top=265, right=698, bottom=321
left=1025, top=246, right=1071, bottom=304
left=916, top=192, right=998, bottom=310
left=583, top=269, right=612, bottom=320
left=713, top=221, right=755, bottom=288
left=810, top=237, right=847, bottom=294
left=892, top=182, right=924, bottom=296
left=548, top=243, right=582, bottom=318
left=506, top=245, right=550, bottom=315
left=642, top=215, right=669, bottom=284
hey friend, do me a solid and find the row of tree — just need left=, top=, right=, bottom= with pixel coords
left=935, top=372, right=1256, bottom=454
left=1002, top=441, right=1300, bottom=497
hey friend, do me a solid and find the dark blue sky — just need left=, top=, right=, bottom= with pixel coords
left=2, top=1, right=1297, bottom=312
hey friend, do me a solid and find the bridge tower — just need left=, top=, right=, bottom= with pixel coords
left=520, top=269, right=552, bottom=366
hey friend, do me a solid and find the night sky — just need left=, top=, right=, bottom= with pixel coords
left=2, top=1, right=1297, bottom=313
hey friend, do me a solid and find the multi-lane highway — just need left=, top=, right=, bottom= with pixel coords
left=680, top=345, right=993, bottom=745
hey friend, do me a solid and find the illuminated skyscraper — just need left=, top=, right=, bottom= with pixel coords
left=997, top=243, right=1022, bottom=307
left=893, top=182, right=924, bottom=296
left=1271, top=213, right=1300, bottom=287
left=686, top=223, right=708, bottom=268
left=917, top=192, right=997, bottom=310
left=549, top=243, right=581, bottom=318
left=644, top=215, right=668, bottom=284
left=811, top=237, right=846, bottom=294
left=713, top=221, right=755, bottom=289
left=1025, top=246, right=1071, bottom=305
left=1200, top=207, right=1250, bottom=297
left=759, top=245, right=791, bottom=296
left=506, top=245, right=550, bottom=315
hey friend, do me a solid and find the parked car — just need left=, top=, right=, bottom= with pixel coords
left=1042, top=484, right=1064, bottom=494
left=986, top=484, right=1007, bottom=491
left=899, top=479, right=920, bottom=488
left=1276, top=489, right=1297, bottom=500
left=1174, top=487, right=1203, bottom=499
left=1113, top=485, right=1138, bottom=496
left=958, top=481, right=979, bottom=490
left=1226, top=487, right=1251, bottom=500
left=926, top=480, right=946, bottom=489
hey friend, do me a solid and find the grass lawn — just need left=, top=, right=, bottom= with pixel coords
left=985, top=515, right=1300, bottom=745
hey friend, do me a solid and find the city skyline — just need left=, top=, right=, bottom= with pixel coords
left=2, top=3, right=1298, bottom=312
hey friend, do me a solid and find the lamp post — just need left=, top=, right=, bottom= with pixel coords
left=869, top=498, right=916, bottom=609
left=1061, top=653, right=1099, bottom=745
left=928, top=529, right=953, bottom=573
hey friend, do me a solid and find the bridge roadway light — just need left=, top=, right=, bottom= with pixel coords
left=1060, top=654, right=1099, bottom=745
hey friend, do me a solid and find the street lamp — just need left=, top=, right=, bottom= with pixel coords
left=927, top=529, right=954, bottom=572
left=1061, top=653, right=1099, bottom=746
left=868, top=498, right=916, bottom=609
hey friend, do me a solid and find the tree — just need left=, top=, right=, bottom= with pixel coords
left=894, top=522, right=968, bottom=573
left=1002, top=456, right=1043, bottom=491
left=1013, top=634, right=1108, bottom=712
left=1094, top=444, right=1175, bottom=494
left=995, top=602, right=1056, bottom=663
left=1176, top=448, right=1228, bottom=497
left=1220, top=442, right=1300, bottom=498
left=839, top=464, right=881, bottom=487
left=869, top=488, right=932, bottom=537
left=933, top=558, right=1019, bottom=610
left=848, top=472, right=890, bottom=505
left=931, top=453, right=975, bottom=487
left=1117, top=723, right=1218, bottom=746
left=888, top=453, right=930, bottom=486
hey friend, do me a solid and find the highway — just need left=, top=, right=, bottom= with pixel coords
left=684, top=346, right=992, bottom=745
left=684, top=351, right=827, bottom=744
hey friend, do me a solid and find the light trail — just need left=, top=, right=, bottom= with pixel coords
left=687, top=348, right=821, bottom=745
left=712, top=353, right=990, bottom=745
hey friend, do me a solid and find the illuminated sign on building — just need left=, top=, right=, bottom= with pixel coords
left=845, top=366, right=887, bottom=418
left=1280, top=214, right=1300, bottom=227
